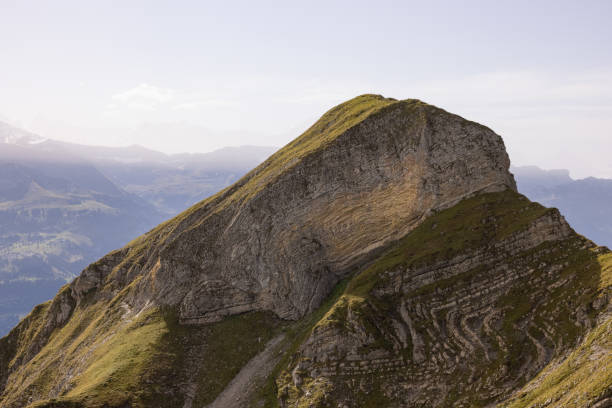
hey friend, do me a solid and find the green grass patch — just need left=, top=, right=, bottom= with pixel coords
left=61, top=307, right=166, bottom=407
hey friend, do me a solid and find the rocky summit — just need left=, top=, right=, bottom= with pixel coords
left=0, top=95, right=610, bottom=408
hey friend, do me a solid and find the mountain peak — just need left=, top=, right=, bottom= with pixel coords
left=71, top=95, right=516, bottom=323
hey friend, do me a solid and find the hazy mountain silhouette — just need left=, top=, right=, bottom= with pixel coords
left=513, top=165, right=612, bottom=248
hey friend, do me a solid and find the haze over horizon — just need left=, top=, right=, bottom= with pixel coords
left=1, top=0, right=611, bottom=178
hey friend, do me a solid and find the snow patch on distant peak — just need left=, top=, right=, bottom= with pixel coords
left=2, top=133, right=46, bottom=146
left=0, top=121, right=47, bottom=146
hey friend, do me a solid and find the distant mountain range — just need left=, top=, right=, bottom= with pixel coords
left=512, top=165, right=612, bottom=248
left=35, top=139, right=276, bottom=216
left=0, top=121, right=276, bottom=335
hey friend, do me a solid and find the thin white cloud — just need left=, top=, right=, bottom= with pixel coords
left=111, top=83, right=175, bottom=110
left=109, top=85, right=238, bottom=115
left=63, top=71, right=612, bottom=178
left=406, top=70, right=612, bottom=110
left=172, top=102, right=202, bottom=111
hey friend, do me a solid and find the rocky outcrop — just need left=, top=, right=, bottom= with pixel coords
left=73, top=95, right=516, bottom=326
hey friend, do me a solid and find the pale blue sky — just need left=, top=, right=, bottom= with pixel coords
left=1, top=0, right=611, bottom=177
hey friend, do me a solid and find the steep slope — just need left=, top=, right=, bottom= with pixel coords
left=0, top=95, right=609, bottom=408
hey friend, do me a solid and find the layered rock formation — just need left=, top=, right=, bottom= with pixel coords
left=278, top=191, right=611, bottom=407
left=74, top=95, right=515, bottom=324
left=0, top=95, right=609, bottom=408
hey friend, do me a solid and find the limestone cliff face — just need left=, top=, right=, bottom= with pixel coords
left=1, top=95, right=609, bottom=408
left=73, top=95, right=515, bottom=324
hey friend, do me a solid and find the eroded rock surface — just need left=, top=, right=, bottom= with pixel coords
left=74, top=95, right=516, bottom=325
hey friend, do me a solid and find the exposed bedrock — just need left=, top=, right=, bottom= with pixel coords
left=73, top=98, right=516, bottom=325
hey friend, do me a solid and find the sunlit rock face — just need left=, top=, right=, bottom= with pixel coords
left=83, top=95, right=516, bottom=325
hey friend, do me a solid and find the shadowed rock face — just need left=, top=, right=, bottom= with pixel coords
left=73, top=96, right=516, bottom=324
